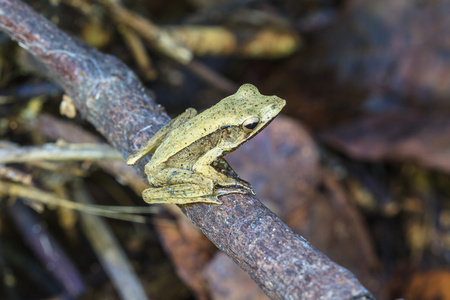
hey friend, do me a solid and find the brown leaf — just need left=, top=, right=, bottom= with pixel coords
left=320, top=109, right=450, bottom=172
left=155, top=214, right=215, bottom=300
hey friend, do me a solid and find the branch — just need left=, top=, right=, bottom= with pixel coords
left=0, top=1, right=374, bottom=298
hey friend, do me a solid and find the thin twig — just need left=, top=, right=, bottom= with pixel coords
left=75, top=180, right=149, bottom=300
left=36, top=114, right=149, bottom=195
left=99, top=0, right=237, bottom=92
left=0, top=181, right=157, bottom=222
left=118, top=24, right=157, bottom=80
left=0, top=142, right=123, bottom=164
left=101, top=0, right=192, bottom=64
left=8, top=200, right=86, bottom=298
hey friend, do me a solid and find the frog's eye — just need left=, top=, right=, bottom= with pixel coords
left=242, top=117, right=260, bottom=132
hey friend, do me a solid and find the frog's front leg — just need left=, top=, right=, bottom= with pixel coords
left=193, top=149, right=255, bottom=193
left=212, top=158, right=254, bottom=191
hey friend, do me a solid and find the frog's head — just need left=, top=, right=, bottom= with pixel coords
left=220, top=83, right=286, bottom=146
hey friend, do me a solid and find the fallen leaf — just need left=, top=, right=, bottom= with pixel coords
left=320, top=109, right=450, bottom=173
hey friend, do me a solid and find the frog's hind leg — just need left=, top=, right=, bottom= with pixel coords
left=127, top=108, right=197, bottom=165
left=143, top=168, right=220, bottom=204
left=142, top=167, right=251, bottom=205
left=141, top=183, right=251, bottom=205
left=142, top=185, right=221, bottom=204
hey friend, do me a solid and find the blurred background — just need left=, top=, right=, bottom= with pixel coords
left=1, top=0, right=450, bottom=299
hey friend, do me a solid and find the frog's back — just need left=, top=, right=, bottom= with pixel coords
left=150, top=108, right=226, bottom=167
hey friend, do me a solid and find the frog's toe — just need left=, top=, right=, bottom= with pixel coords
left=215, top=186, right=254, bottom=197
left=215, top=178, right=253, bottom=190
left=197, top=197, right=222, bottom=204
left=237, top=179, right=253, bottom=190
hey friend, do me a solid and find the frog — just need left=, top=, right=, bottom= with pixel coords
left=127, top=83, right=286, bottom=204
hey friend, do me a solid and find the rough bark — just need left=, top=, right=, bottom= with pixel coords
left=0, top=1, right=374, bottom=298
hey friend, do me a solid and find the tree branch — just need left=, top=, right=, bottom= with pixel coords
left=0, top=1, right=374, bottom=298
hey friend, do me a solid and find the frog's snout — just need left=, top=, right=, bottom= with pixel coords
left=263, top=97, right=286, bottom=118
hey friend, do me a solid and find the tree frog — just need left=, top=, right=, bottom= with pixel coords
left=127, top=84, right=285, bottom=204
